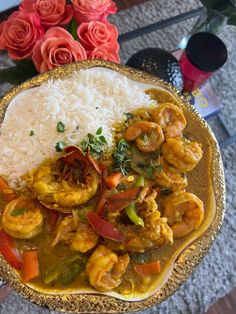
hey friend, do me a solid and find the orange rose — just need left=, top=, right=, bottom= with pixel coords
left=77, top=20, right=118, bottom=51
left=0, top=11, right=44, bottom=60
left=72, top=0, right=117, bottom=23
left=20, top=0, right=73, bottom=29
left=88, top=44, right=120, bottom=63
left=32, top=27, right=87, bottom=73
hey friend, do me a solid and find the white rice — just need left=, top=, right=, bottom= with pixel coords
left=0, top=67, right=154, bottom=190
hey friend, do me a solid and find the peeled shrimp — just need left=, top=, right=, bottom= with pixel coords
left=162, top=190, right=204, bottom=238
left=85, top=245, right=130, bottom=292
left=24, top=160, right=99, bottom=210
left=154, top=156, right=188, bottom=191
left=162, top=137, right=203, bottom=172
left=107, top=192, right=173, bottom=253
left=125, top=121, right=164, bottom=152
left=52, top=215, right=98, bottom=253
left=1, top=196, right=44, bottom=239
left=151, top=103, right=186, bottom=138
left=70, top=221, right=98, bottom=253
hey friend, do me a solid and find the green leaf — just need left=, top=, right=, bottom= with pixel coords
left=201, top=0, right=226, bottom=10
left=70, top=18, right=78, bottom=40
left=79, top=128, right=107, bottom=158
left=0, top=60, right=37, bottom=85
left=228, top=15, right=236, bottom=24
left=96, top=127, right=102, bottom=135
left=230, top=0, right=236, bottom=8
left=99, top=135, right=107, bottom=144
left=201, top=0, right=236, bottom=16
left=57, top=121, right=65, bottom=133
left=10, top=207, right=28, bottom=216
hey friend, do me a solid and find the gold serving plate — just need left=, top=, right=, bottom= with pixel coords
left=0, top=60, right=225, bottom=313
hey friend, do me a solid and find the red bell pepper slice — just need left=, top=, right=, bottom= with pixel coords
left=105, top=187, right=142, bottom=212
left=134, top=261, right=161, bottom=276
left=96, top=192, right=108, bottom=216
left=22, top=250, right=39, bottom=283
left=47, top=209, right=59, bottom=231
left=86, top=151, right=102, bottom=175
left=0, top=229, right=22, bottom=270
left=104, top=172, right=123, bottom=189
left=86, top=211, right=124, bottom=242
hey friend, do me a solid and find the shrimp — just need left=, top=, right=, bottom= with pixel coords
left=24, top=160, right=99, bottom=211
left=154, top=156, right=188, bottom=191
left=142, top=211, right=173, bottom=247
left=124, top=121, right=164, bottom=152
left=151, top=103, right=186, bottom=138
left=85, top=245, right=130, bottom=292
left=107, top=192, right=173, bottom=253
left=1, top=196, right=44, bottom=239
left=162, top=137, right=203, bottom=172
left=70, top=221, right=98, bottom=253
left=52, top=215, right=98, bottom=253
left=162, top=190, right=204, bottom=238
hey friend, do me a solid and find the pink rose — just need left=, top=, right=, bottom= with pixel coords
left=0, top=11, right=44, bottom=60
left=72, top=0, right=117, bottom=23
left=77, top=20, right=119, bottom=51
left=88, top=44, right=120, bottom=63
left=32, top=27, right=87, bottom=73
left=20, top=0, right=73, bottom=29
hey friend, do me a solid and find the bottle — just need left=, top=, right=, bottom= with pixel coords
left=179, top=32, right=227, bottom=92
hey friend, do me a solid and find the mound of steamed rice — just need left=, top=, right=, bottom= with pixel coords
left=0, top=68, right=154, bottom=190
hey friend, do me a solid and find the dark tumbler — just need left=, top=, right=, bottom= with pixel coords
left=180, top=32, right=228, bottom=92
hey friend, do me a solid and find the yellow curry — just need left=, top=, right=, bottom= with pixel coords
left=0, top=89, right=205, bottom=295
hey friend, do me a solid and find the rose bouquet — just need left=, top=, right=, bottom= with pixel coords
left=0, top=0, right=120, bottom=84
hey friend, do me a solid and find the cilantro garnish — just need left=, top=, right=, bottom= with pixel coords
left=57, top=121, right=65, bottom=133
left=113, top=139, right=131, bottom=175
left=79, top=127, right=107, bottom=159
left=55, top=141, right=67, bottom=152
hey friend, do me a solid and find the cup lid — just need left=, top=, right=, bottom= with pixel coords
left=186, top=32, right=228, bottom=72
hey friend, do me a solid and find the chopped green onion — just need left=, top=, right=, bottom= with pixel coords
left=135, top=175, right=145, bottom=188
left=44, top=254, right=82, bottom=285
left=30, top=130, right=34, bottom=136
left=10, top=207, right=27, bottom=216
left=125, top=203, right=144, bottom=227
left=57, top=121, right=65, bottom=133
left=55, top=141, right=67, bottom=152
left=60, top=262, right=82, bottom=285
